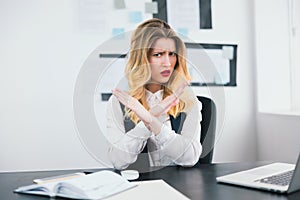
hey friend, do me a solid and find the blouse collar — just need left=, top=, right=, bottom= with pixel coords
left=145, top=89, right=163, bottom=107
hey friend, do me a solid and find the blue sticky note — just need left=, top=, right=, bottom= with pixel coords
left=129, top=11, right=143, bottom=23
left=112, top=28, right=125, bottom=39
left=177, top=28, right=189, bottom=37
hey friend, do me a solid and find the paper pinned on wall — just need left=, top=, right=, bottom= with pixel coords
left=129, top=11, right=143, bottom=23
left=112, top=28, right=125, bottom=39
left=166, top=0, right=200, bottom=31
left=222, top=46, right=234, bottom=60
left=187, top=48, right=230, bottom=84
left=207, top=49, right=230, bottom=84
left=177, top=28, right=189, bottom=37
left=145, top=2, right=158, bottom=14
left=114, top=0, right=126, bottom=9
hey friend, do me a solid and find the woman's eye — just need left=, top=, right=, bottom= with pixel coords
left=169, top=52, right=176, bottom=56
left=153, top=53, right=161, bottom=57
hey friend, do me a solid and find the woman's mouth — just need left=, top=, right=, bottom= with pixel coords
left=161, top=70, right=171, bottom=77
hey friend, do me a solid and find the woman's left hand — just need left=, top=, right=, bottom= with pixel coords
left=150, top=81, right=188, bottom=117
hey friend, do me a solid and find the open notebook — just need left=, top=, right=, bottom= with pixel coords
left=216, top=153, right=300, bottom=194
left=14, top=170, right=136, bottom=199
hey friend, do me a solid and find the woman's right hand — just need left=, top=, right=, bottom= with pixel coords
left=112, top=89, right=153, bottom=125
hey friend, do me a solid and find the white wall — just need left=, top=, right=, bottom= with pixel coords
left=0, top=0, right=104, bottom=172
left=254, top=0, right=300, bottom=163
left=0, top=0, right=257, bottom=172
left=182, top=0, right=258, bottom=163
left=195, top=0, right=257, bottom=163
left=256, top=113, right=300, bottom=163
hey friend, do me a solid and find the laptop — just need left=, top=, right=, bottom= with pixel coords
left=216, top=153, right=300, bottom=194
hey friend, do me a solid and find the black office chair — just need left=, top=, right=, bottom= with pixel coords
left=126, top=95, right=216, bottom=170
left=194, top=96, right=217, bottom=165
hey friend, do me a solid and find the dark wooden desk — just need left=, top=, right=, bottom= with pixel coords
left=1, top=162, right=300, bottom=200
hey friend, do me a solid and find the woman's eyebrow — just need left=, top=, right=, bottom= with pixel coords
left=152, top=48, right=176, bottom=53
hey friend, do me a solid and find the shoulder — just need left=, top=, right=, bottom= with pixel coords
left=184, top=97, right=202, bottom=116
left=186, top=95, right=202, bottom=110
left=195, top=98, right=202, bottom=111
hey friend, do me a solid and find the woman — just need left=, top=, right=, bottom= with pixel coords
left=106, top=18, right=202, bottom=170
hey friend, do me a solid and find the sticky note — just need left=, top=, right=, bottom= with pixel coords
left=114, top=0, right=126, bottom=9
left=222, top=46, right=234, bottom=60
left=145, top=2, right=158, bottom=14
left=177, top=28, right=189, bottom=37
left=129, top=11, right=143, bottom=23
left=112, top=28, right=125, bottom=39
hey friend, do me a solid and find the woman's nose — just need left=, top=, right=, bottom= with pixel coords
left=162, top=55, right=171, bottom=66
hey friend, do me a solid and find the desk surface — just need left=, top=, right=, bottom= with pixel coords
left=1, top=162, right=300, bottom=200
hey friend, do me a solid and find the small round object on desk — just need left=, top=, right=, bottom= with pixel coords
left=120, top=170, right=139, bottom=180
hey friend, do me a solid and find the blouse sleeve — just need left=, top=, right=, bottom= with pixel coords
left=106, top=95, right=152, bottom=170
left=154, top=100, right=202, bottom=166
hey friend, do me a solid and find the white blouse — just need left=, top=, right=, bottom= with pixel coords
left=106, top=90, right=202, bottom=170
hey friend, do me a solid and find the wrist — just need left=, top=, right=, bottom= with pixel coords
left=145, top=117, right=163, bottom=136
left=142, top=114, right=153, bottom=130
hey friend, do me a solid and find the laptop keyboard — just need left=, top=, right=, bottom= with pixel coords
left=259, top=170, right=294, bottom=186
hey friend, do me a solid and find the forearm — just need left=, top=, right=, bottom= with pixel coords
left=106, top=96, right=151, bottom=169
left=155, top=126, right=202, bottom=166
left=108, top=146, right=138, bottom=170
left=143, top=116, right=163, bottom=135
left=165, top=137, right=202, bottom=166
left=108, top=122, right=151, bottom=169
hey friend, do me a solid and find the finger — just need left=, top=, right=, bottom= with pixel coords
left=173, top=81, right=188, bottom=99
left=163, top=94, right=178, bottom=106
left=112, top=89, right=130, bottom=106
left=113, top=89, right=131, bottom=102
left=113, top=89, right=128, bottom=99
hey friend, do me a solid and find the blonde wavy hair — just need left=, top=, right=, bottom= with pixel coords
left=125, top=18, right=195, bottom=124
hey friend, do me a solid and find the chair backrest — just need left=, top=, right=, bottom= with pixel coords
left=124, top=95, right=216, bottom=169
left=195, top=96, right=217, bottom=165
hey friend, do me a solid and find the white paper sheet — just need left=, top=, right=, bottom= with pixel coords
left=106, top=179, right=190, bottom=200
left=187, top=48, right=230, bottom=84
left=166, top=0, right=200, bottom=31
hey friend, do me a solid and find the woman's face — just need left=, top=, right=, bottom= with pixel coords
left=148, top=38, right=177, bottom=90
